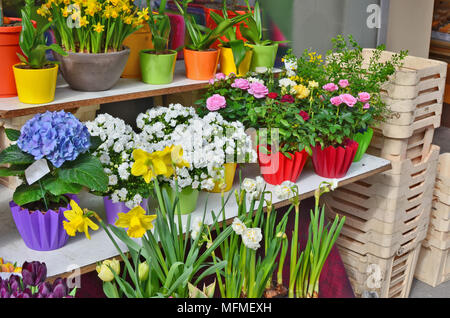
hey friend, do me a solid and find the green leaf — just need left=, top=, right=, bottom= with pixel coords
left=102, top=282, right=120, bottom=298
left=42, top=177, right=83, bottom=196
left=0, top=167, right=25, bottom=177
left=58, top=153, right=108, bottom=192
left=0, top=145, right=34, bottom=165
left=13, top=183, right=45, bottom=206
left=5, top=129, right=21, bottom=142
left=89, top=136, right=103, bottom=152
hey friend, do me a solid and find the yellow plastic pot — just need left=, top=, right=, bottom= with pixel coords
left=13, top=64, right=58, bottom=104
left=220, top=47, right=253, bottom=77
left=207, top=163, right=237, bottom=193
left=122, top=24, right=153, bottom=79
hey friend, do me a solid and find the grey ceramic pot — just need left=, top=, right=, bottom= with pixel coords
left=54, top=47, right=130, bottom=92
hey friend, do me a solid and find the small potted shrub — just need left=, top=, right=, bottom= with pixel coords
left=86, top=114, right=151, bottom=225
left=40, top=0, right=149, bottom=91
left=0, top=111, right=108, bottom=251
left=174, top=0, right=250, bottom=80
left=140, top=0, right=178, bottom=85
left=13, top=0, right=67, bottom=104
left=240, top=0, right=285, bottom=71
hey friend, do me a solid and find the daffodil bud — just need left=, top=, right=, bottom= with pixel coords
left=96, top=259, right=120, bottom=282
left=138, top=262, right=149, bottom=281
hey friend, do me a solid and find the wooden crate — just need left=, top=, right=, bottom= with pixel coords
left=415, top=242, right=450, bottom=287
left=367, top=126, right=435, bottom=162
left=425, top=225, right=450, bottom=250
left=325, top=202, right=429, bottom=258
left=0, top=105, right=100, bottom=189
left=339, top=243, right=422, bottom=298
left=384, top=97, right=442, bottom=127
left=432, top=200, right=450, bottom=229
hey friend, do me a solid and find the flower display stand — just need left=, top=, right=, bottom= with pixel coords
left=415, top=153, right=450, bottom=287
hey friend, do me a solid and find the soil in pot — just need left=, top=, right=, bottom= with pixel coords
left=263, top=282, right=288, bottom=298
left=21, top=195, right=71, bottom=213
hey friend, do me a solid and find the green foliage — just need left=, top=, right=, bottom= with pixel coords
left=0, top=127, right=107, bottom=208
left=146, top=0, right=171, bottom=53
left=17, top=0, right=67, bottom=69
left=174, top=0, right=250, bottom=51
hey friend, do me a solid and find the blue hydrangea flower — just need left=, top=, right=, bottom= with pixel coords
left=17, top=111, right=91, bottom=168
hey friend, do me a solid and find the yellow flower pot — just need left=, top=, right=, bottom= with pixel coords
left=219, top=47, right=253, bottom=77
left=208, top=163, right=237, bottom=193
left=13, top=64, right=58, bottom=104
left=122, top=24, right=153, bottom=79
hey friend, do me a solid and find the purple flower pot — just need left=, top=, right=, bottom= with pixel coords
left=9, top=194, right=79, bottom=251
left=103, top=197, right=149, bottom=225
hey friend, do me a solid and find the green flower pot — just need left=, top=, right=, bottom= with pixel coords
left=140, top=49, right=177, bottom=85
left=248, top=43, right=279, bottom=71
left=162, top=185, right=199, bottom=215
left=353, top=127, right=374, bottom=162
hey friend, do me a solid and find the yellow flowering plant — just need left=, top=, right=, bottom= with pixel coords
left=38, top=0, right=149, bottom=53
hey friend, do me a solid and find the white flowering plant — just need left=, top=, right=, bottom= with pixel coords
left=138, top=105, right=256, bottom=192
left=86, top=114, right=151, bottom=209
left=210, top=177, right=290, bottom=298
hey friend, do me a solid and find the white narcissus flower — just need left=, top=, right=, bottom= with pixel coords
left=192, top=216, right=203, bottom=233
left=330, top=179, right=339, bottom=191
left=274, top=181, right=296, bottom=200
left=242, top=178, right=257, bottom=193
left=191, top=230, right=199, bottom=240
left=232, top=218, right=247, bottom=235
left=242, top=228, right=263, bottom=250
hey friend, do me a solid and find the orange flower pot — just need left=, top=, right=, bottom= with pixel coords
left=121, top=24, right=154, bottom=79
left=0, top=18, right=23, bottom=98
left=183, top=48, right=220, bottom=81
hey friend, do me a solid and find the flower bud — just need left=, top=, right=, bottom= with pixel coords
left=96, top=259, right=120, bottom=282
left=138, top=262, right=149, bottom=282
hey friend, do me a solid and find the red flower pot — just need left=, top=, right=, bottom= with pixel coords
left=257, top=145, right=309, bottom=185
left=311, top=140, right=359, bottom=178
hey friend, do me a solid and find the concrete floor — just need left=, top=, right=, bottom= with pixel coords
left=407, top=126, right=450, bottom=298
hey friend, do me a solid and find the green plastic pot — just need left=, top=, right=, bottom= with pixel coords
left=140, top=49, right=177, bottom=85
left=162, top=185, right=199, bottom=215
left=248, top=43, right=279, bottom=71
left=353, top=127, right=374, bottom=162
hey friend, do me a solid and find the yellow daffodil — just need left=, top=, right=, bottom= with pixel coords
left=63, top=200, right=99, bottom=240
left=171, top=145, right=190, bottom=169
left=131, top=147, right=178, bottom=183
left=92, top=22, right=104, bottom=33
left=96, top=259, right=120, bottom=282
left=79, top=16, right=89, bottom=27
left=138, top=8, right=149, bottom=21
left=115, top=206, right=157, bottom=238
left=294, top=84, right=310, bottom=99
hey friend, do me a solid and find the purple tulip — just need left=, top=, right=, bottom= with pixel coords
left=8, top=275, right=22, bottom=292
left=51, top=278, right=69, bottom=298
left=22, top=261, right=47, bottom=287
left=37, top=282, right=52, bottom=298
left=11, top=288, right=32, bottom=298
left=0, top=286, right=10, bottom=298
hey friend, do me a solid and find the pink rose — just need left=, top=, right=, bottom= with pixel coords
left=363, top=103, right=370, bottom=109
left=206, top=94, right=227, bottom=111
left=340, top=94, right=357, bottom=107
left=322, top=83, right=339, bottom=92
left=338, top=79, right=349, bottom=88
left=208, top=79, right=216, bottom=85
left=358, top=92, right=371, bottom=103
left=330, top=96, right=343, bottom=106
left=231, top=78, right=250, bottom=90
left=215, top=72, right=226, bottom=80
left=248, top=82, right=269, bottom=99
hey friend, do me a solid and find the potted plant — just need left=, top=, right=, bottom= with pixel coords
left=13, top=0, right=67, bottom=104
left=325, top=35, right=407, bottom=162
left=174, top=0, right=250, bottom=80
left=40, top=0, right=149, bottom=91
left=0, top=111, right=108, bottom=251
left=86, top=114, right=151, bottom=225
left=240, top=0, right=285, bottom=71
left=139, top=0, right=178, bottom=85
left=209, top=1, right=253, bottom=76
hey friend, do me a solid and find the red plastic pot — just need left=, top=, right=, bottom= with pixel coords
left=204, top=7, right=248, bottom=49
left=0, top=18, right=23, bottom=98
left=257, top=145, right=309, bottom=185
left=311, top=140, right=359, bottom=179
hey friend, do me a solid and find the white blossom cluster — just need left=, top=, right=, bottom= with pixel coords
left=231, top=218, right=262, bottom=250
left=137, top=106, right=256, bottom=192
left=284, top=58, right=298, bottom=77
left=241, top=176, right=265, bottom=200
left=278, top=77, right=298, bottom=95
left=86, top=114, right=148, bottom=209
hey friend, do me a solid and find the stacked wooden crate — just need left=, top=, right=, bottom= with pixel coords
left=0, top=105, right=100, bottom=189
left=415, top=153, right=450, bottom=287
left=322, top=50, right=447, bottom=298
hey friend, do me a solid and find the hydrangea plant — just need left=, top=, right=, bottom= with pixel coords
left=85, top=114, right=151, bottom=209
left=0, top=111, right=108, bottom=209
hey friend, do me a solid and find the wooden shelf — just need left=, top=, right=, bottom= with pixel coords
left=0, top=61, right=209, bottom=119
left=0, top=155, right=391, bottom=280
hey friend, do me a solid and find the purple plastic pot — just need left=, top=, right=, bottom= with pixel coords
left=9, top=194, right=79, bottom=252
left=103, top=197, right=149, bottom=225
